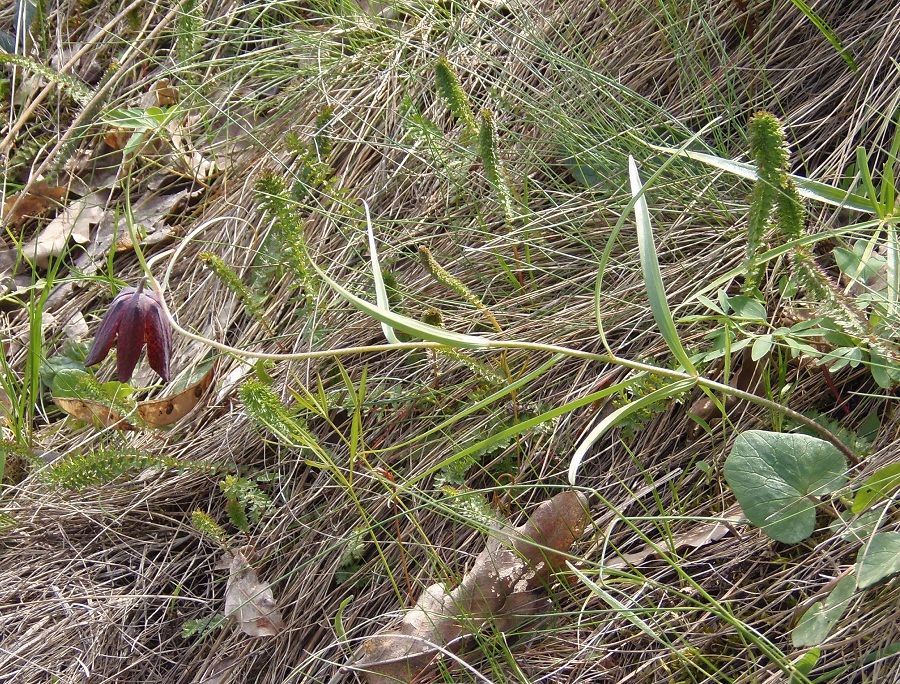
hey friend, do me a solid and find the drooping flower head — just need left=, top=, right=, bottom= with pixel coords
left=84, top=282, right=172, bottom=383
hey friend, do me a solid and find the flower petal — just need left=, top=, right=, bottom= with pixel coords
left=83, top=287, right=137, bottom=368
left=115, top=289, right=147, bottom=383
left=143, top=290, right=172, bottom=382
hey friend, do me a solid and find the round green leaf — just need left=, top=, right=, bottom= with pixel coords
left=792, top=574, right=856, bottom=647
left=724, top=430, right=848, bottom=543
left=856, top=532, right=900, bottom=589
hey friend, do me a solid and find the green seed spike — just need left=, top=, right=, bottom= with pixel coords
left=744, top=111, right=807, bottom=289
left=478, top=109, right=516, bottom=228
left=417, top=245, right=502, bottom=332
left=421, top=307, right=445, bottom=328
left=435, top=56, right=476, bottom=135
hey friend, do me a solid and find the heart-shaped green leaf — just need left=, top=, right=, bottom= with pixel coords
left=724, top=430, right=847, bottom=543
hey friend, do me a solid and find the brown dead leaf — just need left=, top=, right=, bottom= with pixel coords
left=145, top=78, right=179, bottom=107
left=72, top=190, right=190, bottom=276
left=52, top=360, right=215, bottom=429
left=103, top=128, right=132, bottom=150
left=601, top=505, right=744, bottom=573
left=197, top=656, right=240, bottom=684
left=51, top=397, right=129, bottom=429
left=351, top=491, right=590, bottom=683
left=21, top=193, right=107, bottom=268
left=137, top=360, right=215, bottom=427
left=2, top=182, right=67, bottom=228
left=224, top=548, right=284, bottom=638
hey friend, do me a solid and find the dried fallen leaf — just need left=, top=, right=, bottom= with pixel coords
left=224, top=548, right=284, bottom=638
left=21, top=192, right=107, bottom=268
left=2, top=182, right=67, bottom=229
left=601, top=505, right=744, bottom=573
left=52, top=359, right=215, bottom=429
left=351, top=491, right=590, bottom=683
left=197, top=655, right=240, bottom=684
left=151, top=78, right=179, bottom=107
left=137, top=359, right=215, bottom=426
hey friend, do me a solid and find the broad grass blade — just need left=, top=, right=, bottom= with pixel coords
left=629, top=156, right=696, bottom=375
left=568, top=377, right=695, bottom=484
left=362, top=201, right=399, bottom=344
left=647, top=144, right=874, bottom=214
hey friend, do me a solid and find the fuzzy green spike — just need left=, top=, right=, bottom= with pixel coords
left=418, top=245, right=502, bottom=332
left=421, top=307, right=445, bottom=328
left=745, top=111, right=807, bottom=289
left=419, top=307, right=503, bottom=384
left=198, top=252, right=268, bottom=324
left=0, top=53, right=93, bottom=104
left=43, top=449, right=212, bottom=489
left=254, top=172, right=316, bottom=290
left=435, top=56, right=476, bottom=134
left=478, top=108, right=516, bottom=227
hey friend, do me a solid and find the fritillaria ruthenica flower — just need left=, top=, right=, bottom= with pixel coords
left=84, top=283, right=172, bottom=383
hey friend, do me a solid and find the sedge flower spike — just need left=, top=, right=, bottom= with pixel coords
left=84, top=283, right=172, bottom=383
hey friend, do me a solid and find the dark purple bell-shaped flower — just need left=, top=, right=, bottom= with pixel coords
left=84, top=282, right=172, bottom=383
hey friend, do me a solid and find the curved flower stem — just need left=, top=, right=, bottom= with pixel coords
left=128, top=214, right=858, bottom=463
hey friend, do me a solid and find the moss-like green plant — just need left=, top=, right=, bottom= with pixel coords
left=191, top=510, right=229, bottom=547
left=239, top=379, right=314, bottom=446
left=219, top=474, right=272, bottom=533
left=176, top=0, right=204, bottom=77
left=435, top=56, right=476, bottom=135
left=313, top=105, right=334, bottom=158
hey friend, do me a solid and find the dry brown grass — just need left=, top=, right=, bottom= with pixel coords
left=1, top=0, right=899, bottom=682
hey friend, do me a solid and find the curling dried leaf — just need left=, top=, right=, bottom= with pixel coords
left=351, top=491, right=590, bottom=683
left=224, top=548, right=284, bottom=638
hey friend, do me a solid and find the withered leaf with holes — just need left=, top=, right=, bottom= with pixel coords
left=84, top=283, right=172, bottom=383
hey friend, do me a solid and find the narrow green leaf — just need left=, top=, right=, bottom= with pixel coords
left=855, top=147, right=885, bottom=219
left=789, top=648, right=820, bottom=684
left=789, top=0, right=857, bottom=71
left=645, top=143, right=875, bottom=214
left=334, top=594, right=354, bottom=643
left=362, top=201, right=398, bottom=344
left=856, top=532, right=900, bottom=589
left=568, top=378, right=695, bottom=485
left=312, top=258, right=487, bottom=348
left=629, top=156, right=696, bottom=375
left=792, top=574, right=856, bottom=647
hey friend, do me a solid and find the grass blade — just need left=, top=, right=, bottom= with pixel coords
left=629, top=156, right=696, bottom=375
left=568, top=377, right=695, bottom=484
left=646, top=143, right=875, bottom=214
left=789, top=0, right=857, bottom=71
left=362, top=200, right=399, bottom=344
left=313, top=256, right=488, bottom=348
